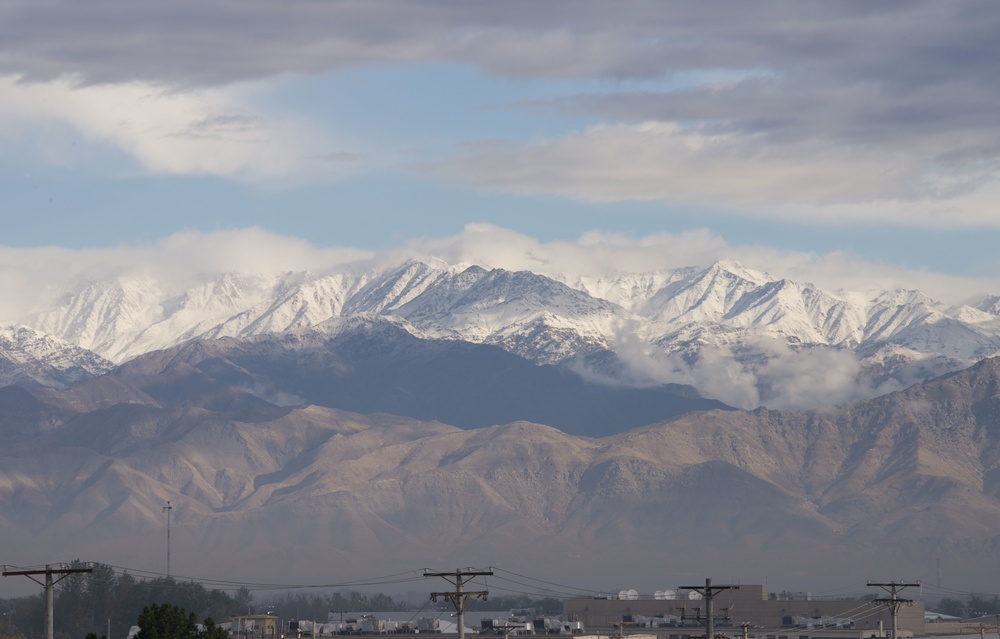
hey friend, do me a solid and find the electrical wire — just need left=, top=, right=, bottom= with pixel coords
left=102, top=564, right=428, bottom=592
left=20, top=558, right=993, bottom=631
left=488, top=568, right=616, bottom=598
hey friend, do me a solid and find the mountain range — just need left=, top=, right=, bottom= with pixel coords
left=3, top=258, right=1000, bottom=595
left=8, top=259, right=1000, bottom=410
left=2, top=335, right=1000, bottom=594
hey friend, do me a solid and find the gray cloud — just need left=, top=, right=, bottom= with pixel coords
left=413, top=2, right=1000, bottom=216
left=3, top=2, right=995, bottom=88
left=4, top=1, right=998, bottom=218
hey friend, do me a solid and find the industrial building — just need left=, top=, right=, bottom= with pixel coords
left=563, top=584, right=924, bottom=639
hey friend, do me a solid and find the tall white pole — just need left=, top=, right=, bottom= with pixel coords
left=163, top=501, right=173, bottom=577
left=46, top=566, right=54, bottom=639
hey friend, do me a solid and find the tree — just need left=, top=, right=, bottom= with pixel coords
left=0, top=568, right=241, bottom=639
left=136, top=603, right=200, bottom=639
left=86, top=563, right=118, bottom=639
left=136, top=603, right=230, bottom=639
left=200, top=619, right=228, bottom=639
left=55, top=560, right=90, bottom=633
left=233, top=588, right=253, bottom=614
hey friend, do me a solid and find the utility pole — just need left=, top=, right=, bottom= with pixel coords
left=494, top=622, right=524, bottom=639
left=3, top=563, right=93, bottom=639
left=867, top=581, right=919, bottom=639
left=424, top=568, right=493, bottom=639
left=966, top=622, right=997, bottom=639
left=681, top=579, right=739, bottom=639
left=163, top=500, right=173, bottom=577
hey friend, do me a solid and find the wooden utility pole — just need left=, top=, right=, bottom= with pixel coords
left=4, top=563, right=94, bottom=639
left=425, top=568, right=493, bottom=639
left=868, top=581, right=919, bottom=639
left=681, top=579, right=740, bottom=639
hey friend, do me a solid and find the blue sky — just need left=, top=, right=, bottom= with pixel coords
left=2, top=1, right=1000, bottom=301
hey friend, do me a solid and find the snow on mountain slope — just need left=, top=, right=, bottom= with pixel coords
left=32, top=277, right=167, bottom=359
left=643, top=260, right=772, bottom=324
left=570, top=268, right=688, bottom=311
left=343, top=260, right=447, bottom=315
left=0, top=324, right=113, bottom=388
left=390, top=266, right=620, bottom=363
left=976, top=295, right=1000, bottom=316
left=18, top=258, right=1000, bottom=410
left=205, top=271, right=372, bottom=338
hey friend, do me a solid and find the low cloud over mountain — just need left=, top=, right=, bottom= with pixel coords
left=114, top=317, right=728, bottom=437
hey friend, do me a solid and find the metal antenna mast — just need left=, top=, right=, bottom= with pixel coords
left=868, top=581, right=919, bottom=639
left=163, top=500, right=173, bottom=577
left=4, top=563, right=93, bottom=639
left=680, top=578, right=740, bottom=639
left=424, top=568, right=493, bottom=639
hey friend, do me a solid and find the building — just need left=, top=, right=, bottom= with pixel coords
left=230, top=614, right=281, bottom=639
left=563, top=585, right=924, bottom=639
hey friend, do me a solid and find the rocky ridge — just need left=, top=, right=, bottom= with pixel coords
left=2, top=354, right=1000, bottom=592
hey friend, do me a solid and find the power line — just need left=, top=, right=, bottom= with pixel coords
left=486, top=573, right=611, bottom=600
left=103, top=564, right=427, bottom=591
left=490, top=568, right=615, bottom=597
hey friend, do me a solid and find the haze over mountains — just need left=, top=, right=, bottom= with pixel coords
left=112, top=320, right=728, bottom=438
left=3, top=337, right=1000, bottom=594
left=3, top=257, right=1000, bottom=595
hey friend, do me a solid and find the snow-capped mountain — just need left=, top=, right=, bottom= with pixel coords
left=17, top=259, right=1000, bottom=409
left=0, top=324, right=113, bottom=388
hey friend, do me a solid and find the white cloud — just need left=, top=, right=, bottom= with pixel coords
left=1, top=225, right=997, bottom=326
left=388, top=223, right=733, bottom=276
left=0, top=74, right=355, bottom=182
left=387, top=224, right=1000, bottom=306
left=424, top=121, right=1000, bottom=229
left=0, top=228, right=371, bottom=322
left=587, top=330, right=907, bottom=410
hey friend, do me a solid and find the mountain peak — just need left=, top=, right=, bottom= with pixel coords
left=0, top=323, right=113, bottom=388
left=704, top=258, right=771, bottom=284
